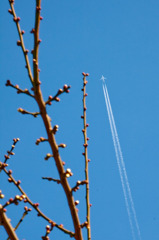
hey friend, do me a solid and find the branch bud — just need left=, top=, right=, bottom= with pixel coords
left=8, top=9, right=13, bottom=14
left=58, top=143, right=66, bottom=148
left=65, top=168, right=73, bottom=178
left=17, top=40, right=22, bottom=46
left=13, top=17, right=20, bottom=22
left=44, top=153, right=52, bottom=160
left=52, top=125, right=59, bottom=134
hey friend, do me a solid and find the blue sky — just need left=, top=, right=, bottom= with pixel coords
left=1, top=0, right=159, bottom=239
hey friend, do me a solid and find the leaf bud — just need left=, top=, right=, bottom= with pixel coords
left=8, top=9, right=13, bottom=14
left=75, top=200, right=79, bottom=206
left=0, top=194, right=4, bottom=199
left=58, top=143, right=66, bottom=148
left=55, top=97, right=60, bottom=102
left=8, top=178, right=13, bottom=183
left=5, top=80, right=11, bottom=86
left=30, top=28, right=35, bottom=34
left=45, top=153, right=52, bottom=160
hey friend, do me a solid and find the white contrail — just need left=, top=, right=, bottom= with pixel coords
left=104, top=83, right=142, bottom=240
left=102, top=84, right=136, bottom=240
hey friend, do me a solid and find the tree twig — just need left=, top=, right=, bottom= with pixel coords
left=8, top=0, right=34, bottom=85
left=0, top=204, right=18, bottom=240
left=81, top=72, right=91, bottom=240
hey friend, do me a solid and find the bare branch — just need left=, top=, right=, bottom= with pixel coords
left=1, top=166, right=74, bottom=237
left=0, top=204, right=19, bottom=240
left=81, top=72, right=91, bottom=240
left=17, top=108, right=40, bottom=118
left=42, top=177, right=61, bottom=184
left=5, top=80, right=34, bottom=98
left=8, top=0, right=34, bottom=85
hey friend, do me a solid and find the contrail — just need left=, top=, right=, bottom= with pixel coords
left=102, top=84, right=136, bottom=240
left=104, top=83, right=142, bottom=240
left=102, top=80, right=141, bottom=240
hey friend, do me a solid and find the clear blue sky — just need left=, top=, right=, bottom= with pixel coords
left=1, top=0, right=159, bottom=239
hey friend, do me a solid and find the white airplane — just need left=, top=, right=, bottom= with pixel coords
left=100, top=75, right=106, bottom=83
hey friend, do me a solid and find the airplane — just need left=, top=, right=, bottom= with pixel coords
left=100, top=75, right=106, bottom=83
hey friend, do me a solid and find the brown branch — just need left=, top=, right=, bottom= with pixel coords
left=82, top=72, right=91, bottom=240
left=42, top=177, right=61, bottom=184
left=31, top=1, right=83, bottom=239
left=8, top=0, right=34, bottom=85
left=2, top=166, right=74, bottom=237
left=4, top=138, right=19, bottom=164
left=0, top=204, right=19, bottom=240
left=34, top=93, right=83, bottom=239
left=35, top=137, right=48, bottom=145
left=5, top=80, right=34, bottom=98
left=33, top=0, right=41, bottom=89
left=45, top=85, right=71, bottom=105
left=7, top=1, right=84, bottom=239
left=72, top=180, right=88, bottom=192
left=6, top=207, right=31, bottom=240
left=17, top=108, right=40, bottom=117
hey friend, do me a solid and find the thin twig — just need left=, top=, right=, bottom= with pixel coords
left=8, top=0, right=34, bottom=85
left=42, top=177, right=61, bottom=184
left=5, top=80, right=34, bottom=98
left=32, top=2, right=83, bottom=239
left=45, top=85, right=71, bottom=105
left=7, top=1, right=83, bottom=239
left=2, top=166, right=74, bottom=237
left=17, top=108, right=40, bottom=117
left=82, top=72, right=91, bottom=240
left=0, top=204, right=18, bottom=240
left=6, top=209, right=31, bottom=240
